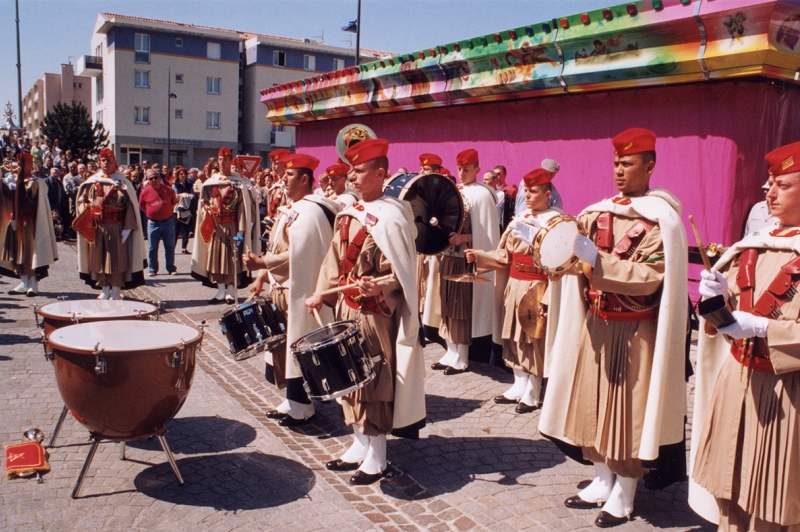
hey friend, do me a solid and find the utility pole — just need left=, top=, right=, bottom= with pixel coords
left=16, top=0, right=23, bottom=125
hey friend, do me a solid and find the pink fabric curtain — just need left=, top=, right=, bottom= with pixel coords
left=296, top=79, right=800, bottom=247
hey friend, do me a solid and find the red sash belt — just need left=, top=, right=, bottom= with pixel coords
left=510, top=253, right=547, bottom=282
left=218, top=210, right=237, bottom=224
left=96, top=208, right=124, bottom=224
left=731, top=338, right=773, bottom=373
left=587, top=289, right=658, bottom=322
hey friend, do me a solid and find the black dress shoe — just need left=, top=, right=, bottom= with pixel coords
left=7, top=289, right=25, bottom=295
left=564, top=495, right=602, bottom=509
left=443, top=366, right=468, bottom=376
left=265, top=410, right=287, bottom=419
left=349, top=469, right=384, bottom=485
left=515, top=402, right=539, bottom=414
left=208, top=297, right=225, bottom=305
left=430, top=362, right=448, bottom=371
left=326, top=459, right=360, bottom=471
left=493, top=395, right=519, bottom=404
left=595, top=511, right=630, bottom=528
left=26, top=290, right=38, bottom=297
left=278, top=414, right=315, bottom=427
left=225, top=296, right=235, bottom=305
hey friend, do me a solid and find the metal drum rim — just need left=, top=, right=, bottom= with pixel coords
left=290, top=319, right=360, bottom=353
left=35, top=300, right=158, bottom=320
left=46, top=321, right=203, bottom=354
left=532, top=213, right=583, bottom=276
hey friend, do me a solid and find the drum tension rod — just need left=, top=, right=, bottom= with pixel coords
left=93, top=343, right=107, bottom=375
left=32, top=303, right=41, bottom=328
left=171, top=340, right=186, bottom=368
left=41, top=331, right=54, bottom=361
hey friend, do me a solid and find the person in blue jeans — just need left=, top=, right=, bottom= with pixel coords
left=138, top=169, right=178, bottom=275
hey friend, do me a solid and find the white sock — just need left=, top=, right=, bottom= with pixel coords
left=98, top=285, right=111, bottom=300
left=519, top=375, right=542, bottom=407
left=601, top=475, right=637, bottom=518
left=577, top=462, right=615, bottom=505
left=359, top=433, right=387, bottom=475
left=438, top=340, right=459, bottom=366
left=26, top=276, right=38, bottom=294
left=225, top=283, right=235, bottom=299
left=340, top=425, right=370, bottom=464
left=12, top=277, right=27, bottom=292
left=214, top=283, right=227, bottom=299
left=110, top=286, right=121, bottom=300
left=286, top=399, right=314, bottom=420
left=450, top=344, right=469, bottom=370
left=502, top=370, right=528, bottom=400
left=275, top=398, right=291, bottom=414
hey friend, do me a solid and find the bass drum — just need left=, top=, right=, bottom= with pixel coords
left=383, top=173, right=464, bottom=255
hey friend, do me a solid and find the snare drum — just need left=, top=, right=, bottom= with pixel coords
left=35, top=300, right=159, bottom=337
left=290, top=320, right=375, bottom=401
left=532, top=214, right=583, bottom=275
left=45, top=321, right=202, bottom=441
left=219, top=297, right=286, bottom=361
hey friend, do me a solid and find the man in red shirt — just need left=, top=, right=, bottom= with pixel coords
left=138, top=169, right=178, bottom=275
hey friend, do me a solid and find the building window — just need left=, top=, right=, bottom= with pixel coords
left=134, top=33, right=150, bottom=63
left=273, top=50, right=286, bottom=67
left=96, top=76, right=104, bottom=104
left=333, top=58, right=345, bottom=70
left=206, top=77, right=221, bottom=95
left=207, top=42, right=221, bottom=60
left=175, top=38, right=183, bottom=47
left=175, top=73, right=183, bottom=83
left=135, top=106, right=150, bottom=124
left=303, top=55, right=316, bottom=71
left=134, top=70, right=150, bottom=88
left=175, top=109, right=183, bottom=119
left=96, top=110, right=103, bottom=124
left=206, top=112, right=220, bottom=129
left=95, top=43, right=102, bottom=57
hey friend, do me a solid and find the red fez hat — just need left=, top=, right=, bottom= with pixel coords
left=326, top=163, right=350, bottom=176
left=419, top=153, right=442, bottom=166
left=456, top=149, right=479, bottom=167
left=440, top=168, right=451, bottom=176
left=283, top=154, right=320, bottom=171
left=612, top=128, right=656, bottom=156
left=765, top=141, right=800, bottom=177
left=269, top=149, right=291, bottom=163
left=218, top=147, right=233, bottom=158
left=99, top=148, right=115, bottom=159
left=344, top=138, right=389, bottom=165
left=522, top=168, right=553, bottom=188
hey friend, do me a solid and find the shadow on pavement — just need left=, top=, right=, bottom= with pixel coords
left=424, top=394, right=483, bottom=423
left=134, top=451, right=315, bottom=510
left=126, top=416, right=258, bottom=454
left=0, top=333, right=41, bottom=345
left=383, top=435, right=565, bottom=499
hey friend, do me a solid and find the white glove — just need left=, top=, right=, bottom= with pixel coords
left=573, top=234, right=598, bottom=267
left=511, top=220, right=540, bottom=246
left=699, top=269, right=729, bottom=300
left=717, top=310, right=768, bottom=340
left=3, top=174, right=16, bottom=190
left=121, top=229, right=131, bottom=244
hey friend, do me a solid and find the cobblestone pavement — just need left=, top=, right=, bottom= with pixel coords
left=0, top=240, right=715, bottom=531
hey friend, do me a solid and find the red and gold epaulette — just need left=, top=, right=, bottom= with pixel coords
left=770, top=227, right=800, bottom=238
left=353, top=202, right=365, bottom=211
left=612, top=196, right=632, bottom=205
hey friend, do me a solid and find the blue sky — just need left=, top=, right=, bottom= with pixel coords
left=1, top=0, right=613, bottom=121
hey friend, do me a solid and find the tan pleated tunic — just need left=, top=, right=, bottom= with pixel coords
left=472, top=221, right=547, bottom=378
left=439, top=211, right=473, bottom=345
left=316, top=215, right=402, bottom=436
left=1, top=179, right=37, bottom=275
left=694, top=249, right=800, bottom=531
left=262, top=208, right=291, bottom=388
left=76, top=181, right=138, bottom=287
left=563, top=212, right=665, bottom=479
left=200, top=182, right=245, bottom=284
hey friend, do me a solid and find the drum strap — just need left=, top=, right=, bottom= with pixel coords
left=731, top=249, right=800, bottom=372
left=268, top=188, right=283, bottom=218
left=339, top=215, right=368, bottom=278
left=595, top=212, right=656, bottom=258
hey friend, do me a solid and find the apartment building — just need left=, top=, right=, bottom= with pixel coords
left=22, top=63, right=92, bottom=140
left=77, top=13, right=387, bottom=168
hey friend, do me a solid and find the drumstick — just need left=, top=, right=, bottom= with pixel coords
left=313, top=274, right=393, bottom=297
left=689, top=215, right=712, bottom=271
left=312, top=307, right=324, bottom=328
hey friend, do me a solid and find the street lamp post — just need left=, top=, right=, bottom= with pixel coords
left=167, top=67, right=177, bottom=166
left=341, top=0, right=361, bottom=66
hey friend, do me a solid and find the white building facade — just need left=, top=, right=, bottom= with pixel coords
left=78, top=13, right=386, bottom=168
left=22, top=63, right=92, bottom=141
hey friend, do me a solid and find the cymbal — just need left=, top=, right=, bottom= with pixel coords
left=518, top=284, right=547, bottom=338
left=442, top=273, right=492, bottom=283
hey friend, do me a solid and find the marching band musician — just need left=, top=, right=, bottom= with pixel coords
left=191, top=147, right=259, bottom=304
left=431, top=149, right=501, bottom=374
left=0, top=153, right=58, bottom=296
left=245, top=153, right=341, bottom=427
left=537, top=128, right=688, bottom=527
left=690, top=141, right=800, bottom=531
left=418, top=153, right=442, bottom=175
left=74, top=148, right=145, bottom=299
left=266, top=149, right=290, bottom=219
left=320, top=162, right=360, bottom=209
left=465, top=168, right=559, bottom=413
left=306, top=138, right=426, bottom=485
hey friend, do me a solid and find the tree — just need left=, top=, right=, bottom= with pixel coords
left=39, top=102, right=109, bottom=160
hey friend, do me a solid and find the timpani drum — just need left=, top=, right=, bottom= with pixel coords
left=532, top=214, right=584, bottom=275
left=35, top=299, right=159, bottom=337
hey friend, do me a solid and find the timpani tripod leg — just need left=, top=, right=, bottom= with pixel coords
left=119, top=442, right=126, bottom=460
left=157, top=435, right=183, bottom=485
left=71, top=437, right=100, bottom=499
left=47, top=405, right=69, bottom=448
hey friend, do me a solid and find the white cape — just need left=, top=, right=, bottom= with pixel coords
left=0, top=178, right=58, bottom=276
